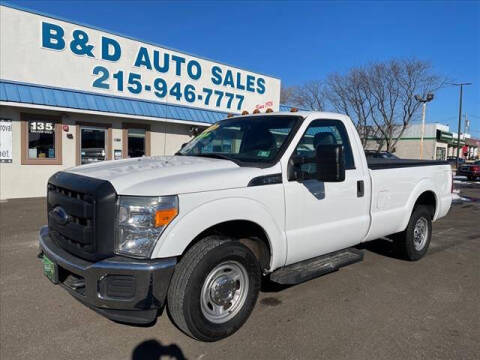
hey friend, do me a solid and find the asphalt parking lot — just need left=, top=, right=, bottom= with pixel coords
left=1, top=180, right=479, bottom=360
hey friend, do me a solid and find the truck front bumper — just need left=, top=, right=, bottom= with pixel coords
left=39, top=226, right=176, bottom=325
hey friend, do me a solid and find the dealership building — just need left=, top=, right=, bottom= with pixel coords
left=366, top=123, right=451, bottom=160
left=366, top=122, right=478, bottom=161
left=0, top=4, right=282, bottom=200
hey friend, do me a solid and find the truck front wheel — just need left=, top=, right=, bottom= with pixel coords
left=167, top=236, right=261, bottom=341
left=392, top=205, right=433, bottom=261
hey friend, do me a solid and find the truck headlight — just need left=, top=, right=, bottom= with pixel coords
left=115, top=195, right=178, bottom=258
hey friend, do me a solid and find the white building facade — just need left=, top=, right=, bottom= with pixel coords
left=0, top=4, right=281, bottom=199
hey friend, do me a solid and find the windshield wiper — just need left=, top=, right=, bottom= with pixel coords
left=191, top=153, right=239, bottom=163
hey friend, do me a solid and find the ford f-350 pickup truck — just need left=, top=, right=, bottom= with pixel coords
left=39, top=112, right=452, bottom=341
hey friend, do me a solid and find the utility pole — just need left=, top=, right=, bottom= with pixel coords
left=414, top=93, right=434, bottom=159
left=464, top=113, right=469, bottom=159
left=420, top=102, right=426, bottom=159
left=452, top=83, right=472, bottom=169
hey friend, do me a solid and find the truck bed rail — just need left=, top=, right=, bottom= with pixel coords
left=367, top=159, right=449, bottom=170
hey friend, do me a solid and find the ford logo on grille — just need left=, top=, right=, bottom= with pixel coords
left=51, top=206, right=70, bottom=225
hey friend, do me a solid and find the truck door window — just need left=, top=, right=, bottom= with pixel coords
left=294, top=120, right=355, bottom=175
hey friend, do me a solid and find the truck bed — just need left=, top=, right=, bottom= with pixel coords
left=367, top=158, right=449, bottom=170
left=364, top=158, right=452, bottom=242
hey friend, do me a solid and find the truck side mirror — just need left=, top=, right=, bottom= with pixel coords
left=315, top=144, right=345, bottom=182
left=288, top=144, right=345, bottom=182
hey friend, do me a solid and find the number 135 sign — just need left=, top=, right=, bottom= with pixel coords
left=30, top=121, right=54, bottom=134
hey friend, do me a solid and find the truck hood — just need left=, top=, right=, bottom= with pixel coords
left=66, top=156, right=277, bottom=196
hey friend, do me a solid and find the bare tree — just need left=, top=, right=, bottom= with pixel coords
left=324, top=58, right=446, bottom=151
left=293, top=81, right=325, bottom=111
left=325, top=69, right=375, bottom=147
left=280, top=81, right=325, bottom=111
left=280, top=86, right=298, bottom=106
left=364, top=59, right=445, bottom=152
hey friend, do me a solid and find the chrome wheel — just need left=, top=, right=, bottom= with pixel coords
left=200, top=261, right=249, bottom=324
left=413, top=217, right=428, bottom=251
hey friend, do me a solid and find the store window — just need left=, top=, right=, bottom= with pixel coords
left=21, top=114, right=62, bottom=165
left=123, top=125, right=150, bottom=158
left=76, top=122, right=111, bottom=165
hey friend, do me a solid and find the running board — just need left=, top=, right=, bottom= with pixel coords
left=270, top=248, right=364, bottom=285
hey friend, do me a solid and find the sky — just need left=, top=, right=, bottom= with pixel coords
left=3, top=0, right=480, bottom=136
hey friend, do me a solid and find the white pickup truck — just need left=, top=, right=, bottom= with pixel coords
left=39, top=111, right=452, bottom=341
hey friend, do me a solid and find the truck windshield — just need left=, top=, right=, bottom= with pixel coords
left=178, top=115, right=301, bottom=164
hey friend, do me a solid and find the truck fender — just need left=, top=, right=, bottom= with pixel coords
left=151, top=197, right=287, bottom=271
left=396, top=178, right=439, bottom=233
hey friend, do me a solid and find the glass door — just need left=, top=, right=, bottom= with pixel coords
left=435, top=147, right=446, bottom=160
left=80, top=127, right=107, bottom=164
left=127, top=128, right=146, bottom=158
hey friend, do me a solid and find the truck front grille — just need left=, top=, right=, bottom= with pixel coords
left=48, top=184, right=95, bottom=253
left=47, top=171, right=117, bottom=261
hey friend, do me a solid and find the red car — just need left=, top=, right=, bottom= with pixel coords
left=457, top=160, right=480, bottom=181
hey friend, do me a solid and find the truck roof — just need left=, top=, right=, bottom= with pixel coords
left=227, top=111, right=350, bottom=121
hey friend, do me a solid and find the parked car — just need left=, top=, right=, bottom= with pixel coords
left=457, top=160, right=480, bottom=180
left=39, top=112, right=452, bottom=341
left=447, top=156, right=465, bottom=167
left=365, top=150, right=399, bottom=159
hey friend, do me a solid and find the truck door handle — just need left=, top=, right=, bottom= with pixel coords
left=357, top=180, right=364, bottom=197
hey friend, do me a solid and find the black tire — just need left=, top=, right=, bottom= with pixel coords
left=167, top=236, right=261, bottom=341
left=392, top=205, right=433, bottom=261
left=467, top=175, right=474, bottom=181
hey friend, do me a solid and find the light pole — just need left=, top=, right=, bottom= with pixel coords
left=451, top=83, right=472, bottom=169
left=415, top=93, right=434, bottom=159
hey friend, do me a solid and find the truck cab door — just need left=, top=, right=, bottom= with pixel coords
left=282, top=118, right=370, bottom=265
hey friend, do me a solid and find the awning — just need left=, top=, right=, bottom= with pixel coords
left=436, top=129, right=453, bottom=143
left=450, top=138, right=466, bottom=147
left=465, top=138, right=480, bottom=147
left=0, top=80, right=228, bottom=125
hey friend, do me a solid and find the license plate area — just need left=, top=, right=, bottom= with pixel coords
left=42, top=255, right=59, bottom=284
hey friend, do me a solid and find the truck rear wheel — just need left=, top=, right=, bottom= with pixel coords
left=393, top=205, right=432, bottom=261
left=167, top=236, right=261, bottom=341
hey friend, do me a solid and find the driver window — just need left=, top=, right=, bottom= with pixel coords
left=294, top=120, right=355, bottom=174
